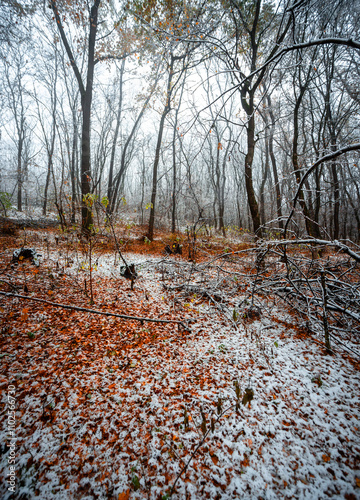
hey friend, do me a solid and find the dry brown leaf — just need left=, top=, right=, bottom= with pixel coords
left=118, top=489, right=131, bottom=500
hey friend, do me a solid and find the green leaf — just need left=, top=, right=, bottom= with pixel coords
left=101, top=196, right=109, bottom=207
left=0, top=191, right=12, bottom=210
left=274, top=341, right=278, bottom=348
left=132, top=474, right=140, bottom=491
left=218, top=344, right=226, bottom=353
left=82, top=193, right=98, bottom=208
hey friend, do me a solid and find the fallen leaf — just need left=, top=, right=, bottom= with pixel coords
left=240, top=454, right=250, bottom=468
left=242, top=388, right=254, bottom=406
left=21, top=308, right=29, bottom=321
left=118, top=490, right=130, bottom=500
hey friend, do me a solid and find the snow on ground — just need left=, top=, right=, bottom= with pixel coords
left=6, top=208, right=58, bottom=221
left=0, top=247, right=359, bottom=499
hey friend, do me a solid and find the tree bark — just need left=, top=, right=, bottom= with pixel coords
left=292, top=87, right=319, bottom=238
left=147, top=56, right=174, bottom=241
left=171, top=73, right=186, bottom=233
left=80, top=1, right=100, bottom=231
left=260, top=131, right=270, bottom=227
left=244, top=108, right=262, bottom=236
left=50, top=0, right=100, bottom=233
left=42, top=52, right=57, bottom=216
left=70, top=105, right=78, bottom=224
left=266, top=96, right=283, bottom=228
left=17, top=127, right=23, bottom=212
left=107, top=58, right=125, bottom=214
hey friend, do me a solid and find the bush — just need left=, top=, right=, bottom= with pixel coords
left=0, top=192, right=12, bottom=215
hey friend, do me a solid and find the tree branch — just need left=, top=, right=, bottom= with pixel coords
left=258, top=238, right=360, bottom=263
left=284, top=143, right=360, bottom=236
left=213, top=37, right=360, bottom=103
left=94, top=51, right=136, bottom=65
left=49, top=0, right=85, bottom=98
left=0, top=291, right=194, bottom=326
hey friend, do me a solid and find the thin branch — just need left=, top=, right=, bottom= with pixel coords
left=284, top=143, right=360, bottom=236
left=0, top=292, right=194, bottom=326
left=94, top=51, right=136, bottom=65
left=204, top=37, right=360, bottom=107
left=49, top=0, right=85, bottom=98
left=258, top=238, right=360, bottom=263
left=169, top=402, right=238, bottom=497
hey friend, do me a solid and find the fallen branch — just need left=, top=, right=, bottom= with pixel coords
left=0, top=291, right=194, bottom=327
left=0, top=215, right=58, bottom=229
left=0, top=279, right=18, bottom=291
left=258, top=238, right=360, bottom=263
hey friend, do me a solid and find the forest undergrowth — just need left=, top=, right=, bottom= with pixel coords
left=0, top=226, right=360, bottom=500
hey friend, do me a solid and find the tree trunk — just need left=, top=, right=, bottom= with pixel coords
left=171, top=71, right=187, bottom=233
left=147, top=57, right=174, bottom=241
left=43, top=58, right=57, bottom=216
left=109, top=87, right=155, bottom=215
left=219, top=137, right=231, bottom=237
left=107, top=58, right=125, bottom=214
left=171, top=120, right=177, bottom=233
left=329, top=130, right=340, bottom=239
left=43, top=161, right=51, bottom=216
left=292, top=95, right=318, bottom=237
left=267, top=96, right=283, bottom=228
left=244, top=110, right=262, bottom=236
left=17, top=132, right=23, bottom=212
left=259, top=134, right=269, bottom=227
left=171, top=76, right=186, bottom=233
left=323, top=46, right=340, bottom=240
left=70, top=106, right=78, bottom=224
left=51, top=0, right=100, bottom=233
left=80, top=2, right=100, bottom=232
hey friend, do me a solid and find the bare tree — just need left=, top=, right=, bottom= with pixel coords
left=3, top=51, right=31, bottom=212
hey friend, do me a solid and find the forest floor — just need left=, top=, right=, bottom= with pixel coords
left=0, top=226, right=360, bottom=500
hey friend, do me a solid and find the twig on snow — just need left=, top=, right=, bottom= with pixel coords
left=0, top=291, right=194, bottom=328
